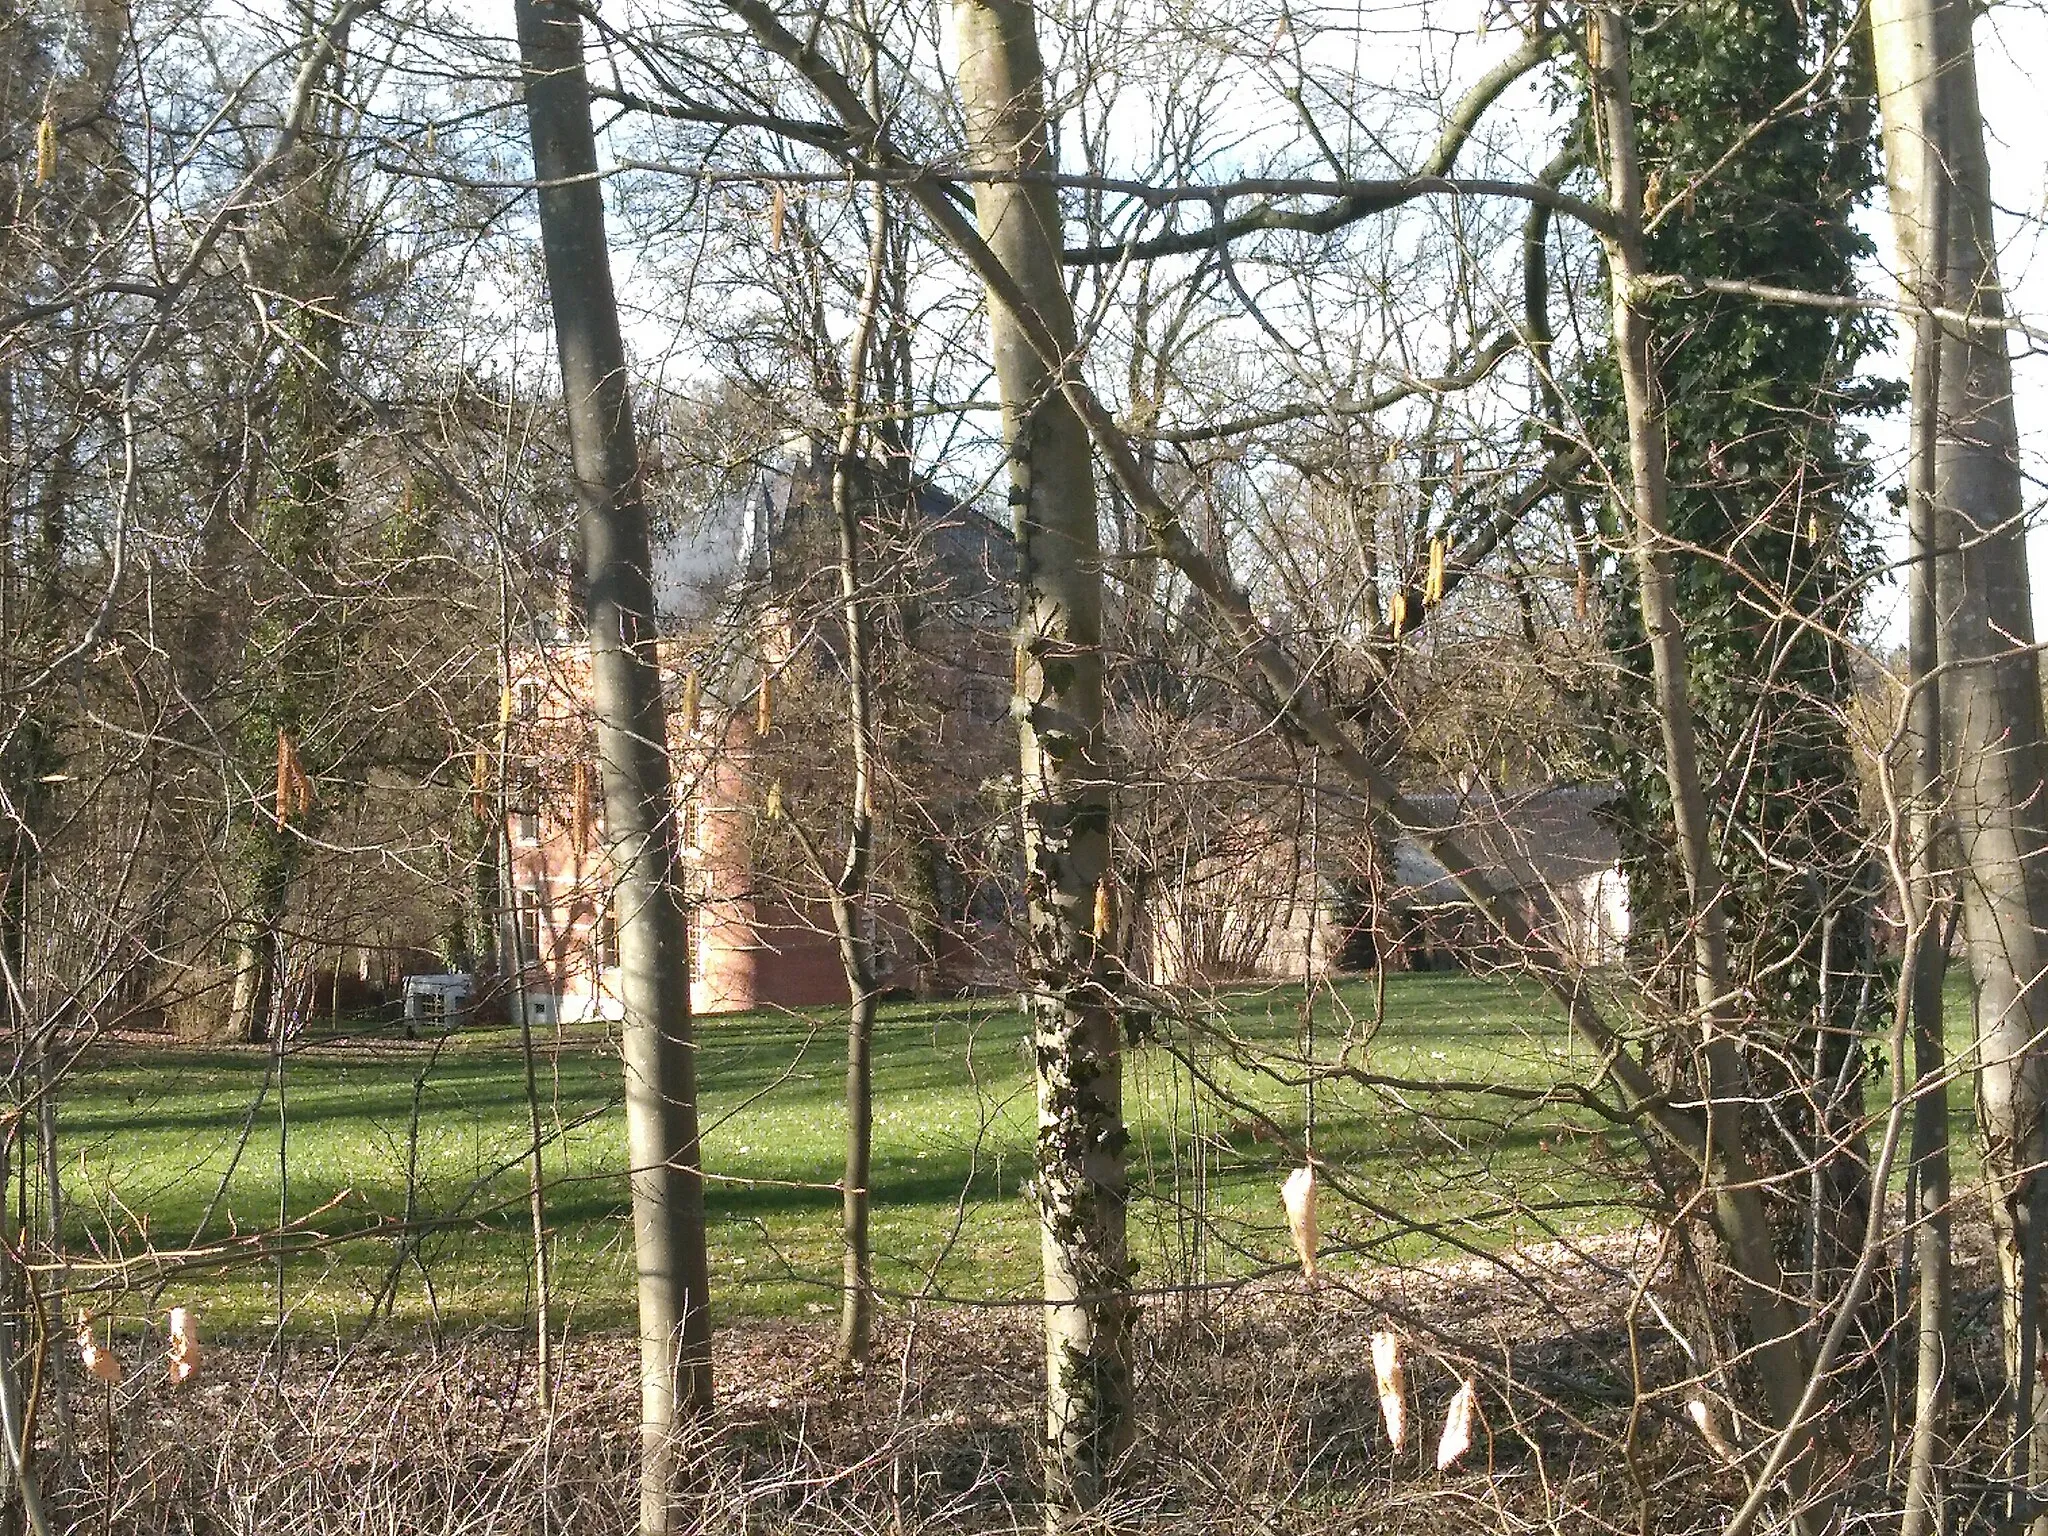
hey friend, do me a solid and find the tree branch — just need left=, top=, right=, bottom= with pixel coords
left=1640, top=271, right=2048, bottom=349
left=1147, top=329, right=1522, bottom=443
left=1062, top=29, right=1589, bottom=264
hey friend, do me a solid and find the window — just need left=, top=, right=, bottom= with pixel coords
left=692, top=907, right=710, bottom=980
left=597, top=909, right=619, bottom=970
left=513, top=890, right=542, bottom=963
left=512, top=765, right=539, bottom=844
left=678, top=797, right=701, bottom=851
left=516, top=680, right=541, bottom=722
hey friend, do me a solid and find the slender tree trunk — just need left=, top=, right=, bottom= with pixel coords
left=952, top=0, right=1131, bottom=1510
left=1588, top=10, right=1829, bottom=1524
left=0, top=1187, right=47, bottom=1536
left=830, top=166, right=889, bottom=1369
left=1872, top=2, right=2048, bottom=1525
left=513, top=3, right=715, bottom=1526
left=1899, top=137, right=1953, bottom=1535
left=498, top=555, right=554, bottom=1413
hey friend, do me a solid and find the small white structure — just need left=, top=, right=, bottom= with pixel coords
left=511, top=988, right=561, bottom=1030
left=402, top=973, right=476, bottom=1028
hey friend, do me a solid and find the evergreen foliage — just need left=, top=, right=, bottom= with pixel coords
left=1580, top=0, right=1889, bottom=1035
left=1575, top=0, right=1896, bottom=1271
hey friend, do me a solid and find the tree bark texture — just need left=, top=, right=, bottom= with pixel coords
left=513, top=2, right=715, bottom=1525
left=952, top=0, right=1132, bottom=1510
left=1872, top=0, right=2048, bottom=1523
left=1589, top=10, right=1830, bottom=1525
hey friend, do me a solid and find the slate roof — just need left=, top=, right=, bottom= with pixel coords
left=1389, top=784, right=1621, bottom=905
left=652, top=443, right=1013, bottom=710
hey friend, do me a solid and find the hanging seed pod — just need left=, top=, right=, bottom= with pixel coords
left=1436, top=1379, right=1477, bottom=1470
left=1093, top=872, right=1116, bottom=941
left=681, top=671, right=701, bottom=734
left=570, top=761, right=591, bottom=850
left=1281, top=1165, right=1319, bottom=1279
left=764, top=780, right=783, bottom=821
left=78, top=1313, right=122, bottom=1385
left=274, top=730, right=296, bottom=827
left=756, top=671, right=774, bottom=737
left=769, top=184, right=786, bottom=250
left=292, top=747, right=316, bottom=818
left=1686, top=1398, right=1739, bottom=1463
left=36, top=111, right=57, bottom=184
left=1389, top=590, right=1408, bottom=637
left=1425, top=537, right=1447, bottom=605
left=168, top=1307, right=202, bottom=1385
left=1371, top=1332, right=1407, bottom=1451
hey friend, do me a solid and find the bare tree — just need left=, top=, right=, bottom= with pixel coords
left=1873, top=0, right=2048, bottom=1522
left=513, top=0, right=715, bottom=1527
left=949, top=0, right=1133, bottom=1507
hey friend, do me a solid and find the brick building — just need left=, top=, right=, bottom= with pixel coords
left=500, top=446, right=1017, bottom=1022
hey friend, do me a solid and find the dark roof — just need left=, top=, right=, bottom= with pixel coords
left=654, top=444, right=1014, bottom=709
left=1390, top=785, right=1620, bottom=904
left=653, top=443, right=1012, bottom=626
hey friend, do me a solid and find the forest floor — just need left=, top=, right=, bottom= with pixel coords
left=44, top=1219, right=2009, bottom=1534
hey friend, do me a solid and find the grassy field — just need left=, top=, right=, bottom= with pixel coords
left=57, top=973, right=1971, bottom=1339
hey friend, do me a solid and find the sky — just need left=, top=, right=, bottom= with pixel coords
left=557, top=0, right=2048, bottom=650
left=1863, top=2, right=2048, bottom=644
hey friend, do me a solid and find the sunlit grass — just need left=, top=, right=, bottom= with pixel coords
left=61, top=971, right=1973, bottom=1339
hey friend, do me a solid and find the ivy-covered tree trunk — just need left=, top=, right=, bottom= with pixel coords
left=1580, top=0, right=1884, bottom=1302
left=953, top=0, right=1132, bottom=1513
left=225, top=35, right=357, bottom=1045
left=1586, top=16, right=1835, bottom=1525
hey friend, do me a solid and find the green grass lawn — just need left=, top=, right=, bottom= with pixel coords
left=56, top=972, right=1979, bottom=1339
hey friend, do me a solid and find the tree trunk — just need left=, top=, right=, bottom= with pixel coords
left=1588, top=10, right=1829, bottom=1524
left=513, top=1, right=715, bottom=1525
left=952, top=0, right=1132, bottom=1510
left=1898, top=129, right=1952, bottom=1534
left=227, top=835, right=290, bottom=1043
left=1872, top=1, right=2048, bottom=1524
left=831, top=168, right=889, bottom=1369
